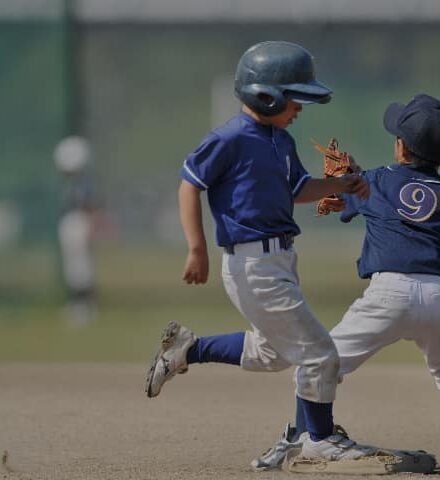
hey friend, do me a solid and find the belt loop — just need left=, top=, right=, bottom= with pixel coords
left=279, top=233, right=293, bottom=250
left=224, top=244, right=235, bottom=255
left=279, top=234, right=286, bottom=250
left=262, top=238, right=270, bottom=253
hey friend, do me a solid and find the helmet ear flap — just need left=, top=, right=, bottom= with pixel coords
left=236, top=84, right=287, bottom=116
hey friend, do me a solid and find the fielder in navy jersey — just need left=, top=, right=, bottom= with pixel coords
left=145, top=41, right=383, bottom=469
left=254, top=94, right=440, bottom=470
left=332, top=94, right=440, bottom=383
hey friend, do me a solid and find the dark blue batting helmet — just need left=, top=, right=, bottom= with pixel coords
left=234, top=41, right=332, bottom=116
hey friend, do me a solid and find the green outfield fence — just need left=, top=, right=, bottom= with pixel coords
left=0, top=7, right=439, bottom=366
left=2, top=15, right=440, bottom=245
left=1, top=11, right=440, bottom=307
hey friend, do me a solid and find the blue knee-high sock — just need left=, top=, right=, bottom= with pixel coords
left=295, top=395, right=307, bottom=435
left=297, top=396, right=333, bottom=441
left=186, top=332, right=245, bottom=365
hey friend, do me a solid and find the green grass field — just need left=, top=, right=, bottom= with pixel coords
left=0, top=231, right=425, bottom=364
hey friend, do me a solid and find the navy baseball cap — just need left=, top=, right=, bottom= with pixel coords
left=383, top=94, right=440, bottom=165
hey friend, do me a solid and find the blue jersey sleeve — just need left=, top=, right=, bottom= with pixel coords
left=340, top=170, right=375, bottom=223
left=181, top=133, right=230, bottom=190
left=340, top=193, right=362, bottom=223
left=290, top=141, right=311, bottom=198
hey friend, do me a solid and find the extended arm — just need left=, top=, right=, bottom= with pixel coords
left=295, top=175, right=369, bottom=204
left=178, top=179, right=209, bottom=284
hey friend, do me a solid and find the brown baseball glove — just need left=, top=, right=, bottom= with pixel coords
left=314, top=138, right=354, bottom=216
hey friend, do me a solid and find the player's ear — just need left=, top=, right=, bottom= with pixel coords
left=257, top=93, right=276, bottom=107
left=399, top=138, right=413, bottom=160
left=395, top=136, right=404, bottom=156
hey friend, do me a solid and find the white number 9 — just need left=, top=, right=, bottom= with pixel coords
left=397, top=182, right=438, bottom=222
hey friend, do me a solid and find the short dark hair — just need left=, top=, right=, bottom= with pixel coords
left=401, top=138, right=440, bottom=171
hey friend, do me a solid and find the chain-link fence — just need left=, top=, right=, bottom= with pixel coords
left=2, top=19, right=440, bottom=245
left=1, top=6, right=440, bottom=306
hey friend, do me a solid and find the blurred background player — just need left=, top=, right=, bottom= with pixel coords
left=54, top=135, right=98, bottom=326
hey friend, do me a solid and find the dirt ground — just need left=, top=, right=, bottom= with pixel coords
left=1, top=363, right=439, bottom=480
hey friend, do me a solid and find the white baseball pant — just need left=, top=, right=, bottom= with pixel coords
left=222, top=239, right=339, bottom=403
left=58, top=210, right=95, bottom=291
left=331, top=272, right=440, bottom=389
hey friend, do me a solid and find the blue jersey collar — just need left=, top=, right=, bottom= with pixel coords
left=239, top=111, right=273, bottom=136
left=387, top=163, right=440, bottom=179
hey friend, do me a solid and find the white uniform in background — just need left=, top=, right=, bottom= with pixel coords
left=54, top=136, right=97, bottom=325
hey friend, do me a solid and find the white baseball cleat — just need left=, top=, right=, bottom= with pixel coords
left=284, top=425, right=437, bottom=475
left=146, top=321, right=196, bottom=398
left=300, top=424, right=378, bottom=461
left=251, top=424, right=307, bottom=471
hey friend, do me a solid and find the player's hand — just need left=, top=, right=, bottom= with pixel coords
left=182, top=248, right=209, bottom=285
left=321, top=197, right=346, bottom=213
left=338, top=174, right=369, bottom=200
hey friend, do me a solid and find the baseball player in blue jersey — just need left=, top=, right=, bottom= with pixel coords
left=253, top=93, right=440, bottom=470
left=334, top=93, right=440, bottom=384
left=146, top=41, right=380, bottom=467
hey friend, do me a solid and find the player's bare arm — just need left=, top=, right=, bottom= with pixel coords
left=178, top=179, right=209, bottom=285
left=295, top=175, right=369, bottom=203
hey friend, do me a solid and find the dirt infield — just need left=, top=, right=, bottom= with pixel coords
left=1, top=363, right=439, bottom=480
